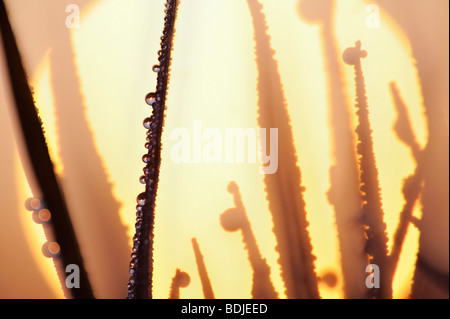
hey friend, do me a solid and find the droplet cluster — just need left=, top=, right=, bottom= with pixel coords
left=127, top=0, right=178, bottom=299
left=25, top=198, right=52, bottom=225
left=25, top=197, right=59, bottom=258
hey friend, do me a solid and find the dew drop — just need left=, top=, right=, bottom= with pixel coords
left=49, top=242, right=59, bottom=253
left=143, top=118, right=151, bottom=130
left=42, top=241, right=60, bottom=258
left=31, top=211, right=42, bottom=224
left=139, top=175, right=147, bottom=184
left=145, top=92, right=157, bottom=106
left=142, top=154, right=149, bottom=163
left=38, top=209, right=51, bottom=223
left=136, top=192, right=146, bottom=206
left=25, top=198, right=41, bottom=211
left=152, top=64, right=161, bottom=73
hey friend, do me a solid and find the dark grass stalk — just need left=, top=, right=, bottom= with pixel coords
left=127, top=0, right=178, bottom=299
left=0, top=0, right=93, bottom=298
left=298, top=0, right=368, bottom=298
left=411, top=255, right=449, bottom=295
left=390, top=82, right=422, bottom=162
left=389, top=74, right=449, bottom=298
left=343, top=41, right=391, bottom=299
left=388, top=81, right=448, bottom=297
left=48, top=10, right=130, bottom=297
left=191, top=238, right=215, bottom=299
left=389, top=168, right=423, bottom=281
left=247, top=0, right=320, bottom=299
left=388, top=82, right=424, bottom=283
left=0, top=113, right=55, bottom=297
left=220, top=182, right=278, bottom=299
left=376, top=0, right=449, bottom=299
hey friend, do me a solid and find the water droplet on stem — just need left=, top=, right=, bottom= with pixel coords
left=136, top=192, right=146, bottom=206
left=145, top=92, right=157, bottom=106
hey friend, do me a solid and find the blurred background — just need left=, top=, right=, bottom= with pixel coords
left=0, top=0, right=448, bottom=299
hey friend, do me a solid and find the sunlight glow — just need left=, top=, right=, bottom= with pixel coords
left=25, top=0, right=425, bottom=299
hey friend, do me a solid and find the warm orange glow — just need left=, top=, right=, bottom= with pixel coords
left=30, top=0, right=421, bottom=299
left=1, top=0, right=446, bottom=300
